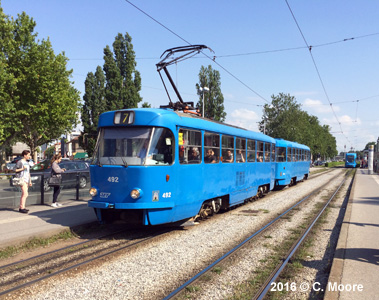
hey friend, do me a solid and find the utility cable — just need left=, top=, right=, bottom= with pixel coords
left=123, top=0, right=269, bottom=104
left=216, top=32, right=379, bottom=58
left=285, top=0, right=352, bottom=147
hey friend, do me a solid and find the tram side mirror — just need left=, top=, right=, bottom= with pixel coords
left=153, top=154, right=164, bottom=162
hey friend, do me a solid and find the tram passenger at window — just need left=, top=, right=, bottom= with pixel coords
left=188, top=147, right=200, bottom=162
left=137, top=140, right=158, bottom=163
left=137, top=140, right=150, bottom=162
left=223, top=150, right=233, bottom=163
left=236, top=150, right=245, bottom=163
left=204, top=149, right=217, bottom=163
left=265, top=152, right=270, bottom=162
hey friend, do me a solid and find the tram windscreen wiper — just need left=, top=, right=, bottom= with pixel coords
left=95, top=156, right=102, bottom=167
left=120, top=156, right=128, bottom=168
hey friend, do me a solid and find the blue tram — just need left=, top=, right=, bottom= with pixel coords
left=274, top=139, right=311, bottom=188
left=345, top=153, right=357, bottom=168
left=88, top=108, right=278, bottom=225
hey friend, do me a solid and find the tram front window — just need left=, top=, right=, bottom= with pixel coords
left=92, top=127, right=174, bottom=166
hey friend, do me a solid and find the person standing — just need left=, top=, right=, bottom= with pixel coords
left=15, top=150, right=32, bottom=213
left=50, top=154, right=66, bottom=207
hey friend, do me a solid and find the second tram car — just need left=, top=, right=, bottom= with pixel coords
left=275, top=139, right=311, bottom=188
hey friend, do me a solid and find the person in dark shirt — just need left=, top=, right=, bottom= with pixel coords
left=204, top=149, right=217, bottom=163
left=223, top=150, right=233, bottom=163
left=188, top=147, right=200, bottom=162
left=50, top=154, right=66, bottom=207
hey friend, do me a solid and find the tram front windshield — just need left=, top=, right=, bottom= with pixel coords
left=92, top=127, right=174, bottom=166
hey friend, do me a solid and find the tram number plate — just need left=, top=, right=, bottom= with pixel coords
left=107, top=177, right=119, bottom=183
left=162, top=192, right=171, bottom=198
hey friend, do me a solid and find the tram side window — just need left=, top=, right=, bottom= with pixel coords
left=271, top=143, right=275, bottom=162
left=264, top=142, right=270, bottom=162
left=276, top=147, right=286, bottom=162
left=144, top=128, right=175, bottom=165
left=221, top=135, right=234, bottom=163
left=236, top=138, right=246, bottom=163
left=204, top=132, right=220, bottom=163
left=302, top=150, right=305, bottom=161
left=257, top=141, right=264, bottom=162
left=179, top=129, right=202, bottom=164
left=247, top=140, right=256, bottom=162
left=287, top=147, right=292, bottom=162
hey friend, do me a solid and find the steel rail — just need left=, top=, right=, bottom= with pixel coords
left=162, top=170, right=346, bottom=300
left=0, top=228, right=168, bottom=297
left=0, top=228, right=130, bottom=270
left=253, top=170, right=353, bottom=300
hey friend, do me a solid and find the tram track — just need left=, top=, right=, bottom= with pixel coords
left=0, top=226, right=174, bottom=299
left=253, top=170, right=353, bottom=300
left=162, top=169, right=353, bottom=300
left=0, top=168, right=347, bottom=300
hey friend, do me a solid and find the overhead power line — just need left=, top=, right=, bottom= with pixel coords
left=285, top=0, right=352, bottom=147
left=216, top=32, right=379, bottom=58
left=123, top=0, right=269, bottom=104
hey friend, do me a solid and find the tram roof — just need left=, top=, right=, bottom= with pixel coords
left=275, top=138, right=310, bottom=150
left=98, top=108, right=276, bottom=142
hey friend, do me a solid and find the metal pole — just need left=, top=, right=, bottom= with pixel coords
left=40, top=174, right=44, bottom=205
left=76, top=173, right=79, bottom=200
left=202, top=92, right=205, bottom=118
left=200, top=86, right=209, bottom=118
left=368, top=145, right=374, bottom=174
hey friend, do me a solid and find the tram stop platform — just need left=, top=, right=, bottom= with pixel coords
left=0, top=199, right=97, bottom=249
left=325, top=168, right=379, bottom=300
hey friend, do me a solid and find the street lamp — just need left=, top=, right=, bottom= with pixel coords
left=199, top=86, right=209, bottom=118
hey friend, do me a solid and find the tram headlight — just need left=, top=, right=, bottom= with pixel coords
left=89, top=187, right=98, bottom=197
left=130, top=188, right=143, bottom=199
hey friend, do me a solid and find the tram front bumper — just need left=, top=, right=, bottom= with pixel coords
left=88, top=200, right=175, bottom=209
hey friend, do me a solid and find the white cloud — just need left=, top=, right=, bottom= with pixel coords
left=303, top=98, right=340, bottom=114
left=226, top=108, right=259, bottom=131
left=323, top=115, right=361, bottom=127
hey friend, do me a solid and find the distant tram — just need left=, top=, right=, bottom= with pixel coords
left=345, top=153, right=357, bottom=168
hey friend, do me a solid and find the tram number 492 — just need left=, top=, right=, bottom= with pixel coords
left=107, top=177, right=119, bottom=183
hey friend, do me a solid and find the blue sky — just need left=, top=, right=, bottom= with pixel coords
left=3, top=0, right=379, bottom=153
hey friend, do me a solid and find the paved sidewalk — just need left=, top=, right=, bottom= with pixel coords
left=325, top=169, right=379, bottom=300
left=0, top=200, right=97, bottom=248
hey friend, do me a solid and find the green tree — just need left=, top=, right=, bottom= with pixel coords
left=0, top=6, right=80, bottom=157
left=141, top=102, right=151, bottom=108
left=81, top=66, right=106, bottom=155
left=81, top=32, right=142, bottom=156
left=196, top=65, right=226, bottom=122
left=260, top=93, right=337, bottom=159
left=364, top=142, right=375, bottom=150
